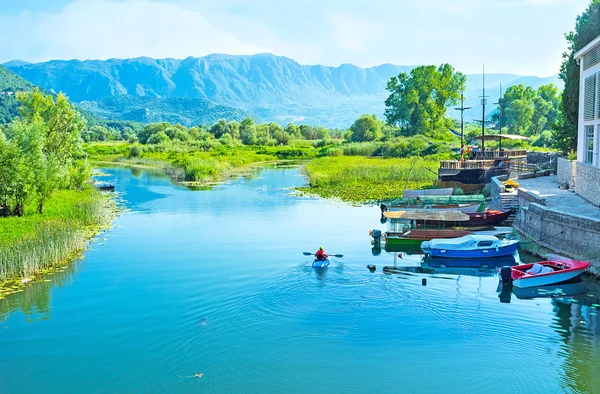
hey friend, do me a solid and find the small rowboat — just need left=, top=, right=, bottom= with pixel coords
left=312, top=258, right=331, bottom=268
left=500, top=260, right=590, bottom=288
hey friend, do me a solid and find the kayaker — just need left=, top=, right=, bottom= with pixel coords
left=315, top=247, right=328, bottom=261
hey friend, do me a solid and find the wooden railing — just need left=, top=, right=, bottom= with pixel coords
left=481, top=149, right=527, bottom=159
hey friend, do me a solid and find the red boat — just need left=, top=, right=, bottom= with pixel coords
left=500, top=260, right=590, bottom=288
left=417, top=209, right=511, bottom=228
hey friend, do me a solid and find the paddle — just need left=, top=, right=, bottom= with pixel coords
left=303, top=252, right=344, bottom=258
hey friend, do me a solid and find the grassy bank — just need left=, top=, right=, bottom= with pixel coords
left=0, top=188, right=113, bottom=290
left=85, top=141, right=319, bottom=184
left=298, top=156, right=439, bottom=203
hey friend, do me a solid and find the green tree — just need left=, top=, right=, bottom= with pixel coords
left=17, top=89, right=85, bottom=164
left=285, top=124, right=302, bottom=139
left=505, top=99, right=534, bottom=135
left=557, top=0, right=600, bottom=153
left=384, top=64, right=466, bottom=138
left=241, top=125, right=258, bottom=145
left=349, top=114, right=382, bottom=142
left=529, top=96, right=553, bottom=135
left=210, top=119, right=228, bottom=138
left=147, top=131, right=170, bottom=144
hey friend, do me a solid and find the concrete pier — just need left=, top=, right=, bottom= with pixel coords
left=513, top=175, right=600, bottom=273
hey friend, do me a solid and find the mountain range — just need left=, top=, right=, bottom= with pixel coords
left=4, top=54, right=562, bottom=127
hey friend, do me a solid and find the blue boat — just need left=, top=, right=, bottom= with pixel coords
left=421, top=235, right=519, bottom=259
left=312, top=258, right=331, bottom=268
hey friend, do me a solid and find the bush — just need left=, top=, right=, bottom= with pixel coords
left=184, top=158, right=219, bottom=181
left=129, top=144, right=143, bottom=158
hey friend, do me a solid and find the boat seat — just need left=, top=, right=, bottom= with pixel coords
left=526, top=263, right=554, bottom=275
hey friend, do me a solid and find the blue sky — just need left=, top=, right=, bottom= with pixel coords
left=0, top=0, right=591, bottom=76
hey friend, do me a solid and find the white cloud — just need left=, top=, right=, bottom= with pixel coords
left=325, top=11, right=374, bottom=54
left=0, top=0, right=269, bottom=62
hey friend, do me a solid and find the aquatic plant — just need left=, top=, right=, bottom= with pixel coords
left=0, top=188, right=111, bottom=283
left=298, top=156, right=439, bottom=203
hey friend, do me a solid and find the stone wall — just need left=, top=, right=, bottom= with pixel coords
left=574, top=161, right=600, bottom=207
left=517, top=189, right=546, bottom=206
left=556, top=158, right=574, bottom=188
left=526, top=151, right=559, bottom=169
left=514, top=192, right=600, bottom=268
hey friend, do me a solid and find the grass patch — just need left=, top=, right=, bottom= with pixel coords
left=85, top=142, right=319, bottom=184
left=298, top=156, right=439, bottom=203
left=0, top=188, right=112, bottom=283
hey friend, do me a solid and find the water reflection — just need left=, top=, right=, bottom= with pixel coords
left=0, top=260, right=80, bottom=323
left=551, top=280, right=600, bottom=394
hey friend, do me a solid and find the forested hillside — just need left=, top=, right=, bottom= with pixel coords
left=5, top=54, right=561, bottom=127
left=0, top=64, right=35, bottom=123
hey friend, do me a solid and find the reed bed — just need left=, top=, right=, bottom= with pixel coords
left=0, top=189, right=111, bottom=284
left=298, top=156, right=439, bottom=203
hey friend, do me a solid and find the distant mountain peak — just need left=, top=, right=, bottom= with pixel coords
left=5, top=53, right=562, bottom=127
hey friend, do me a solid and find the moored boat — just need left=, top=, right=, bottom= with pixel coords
left=386, top=228, right=473, bottom=247
left=500, top=260, right=590, bottom=288
left=416, top=209, right=511, bottom=228
left=372, top=210, right=472, bottom=248
left=390, top=203, right=482, bottom=214
left=421, top=234, right=519, bottom=259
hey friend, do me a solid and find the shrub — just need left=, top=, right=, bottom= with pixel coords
left=129, top=144, right=143, bottom=158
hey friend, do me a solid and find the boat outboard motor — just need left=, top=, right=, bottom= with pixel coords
left=371, top=229, right=382, bottom=246
left=500, top=266, right=513, bottom=284
left=380, top=203, right=388, bottom=213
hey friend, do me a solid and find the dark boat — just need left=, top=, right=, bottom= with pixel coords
left=417, top=209, right=511, bottom=228
left=95, top=184, right=115, bottom=191
left=438, top=167, right=487, bottom=184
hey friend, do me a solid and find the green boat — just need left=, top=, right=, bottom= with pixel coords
left=372, top=210, right=472, bottom=249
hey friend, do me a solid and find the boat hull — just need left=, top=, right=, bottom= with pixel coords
left=504, top=260, right=590, bottom=288
left=385, top=229, right=471, bottom=247
left=417, top=210, right=511, bottom=228
left=426, top=242, right=519, bottom=259
left=312, top=258, right=331, bottom=268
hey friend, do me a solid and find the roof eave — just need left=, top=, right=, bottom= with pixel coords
left=574, top=35, right=600, bottom=60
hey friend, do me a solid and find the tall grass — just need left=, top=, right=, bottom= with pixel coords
left=299, top=156, right=439, bottom=203
left=0, top=189, right=111, bottom=283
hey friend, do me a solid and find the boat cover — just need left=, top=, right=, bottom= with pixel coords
left=526, top=263, right=554, bottom=275
left=427, top=235, right=501, bottom=250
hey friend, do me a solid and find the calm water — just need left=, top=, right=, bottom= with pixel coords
left=1, top=167, right=600, bottom=394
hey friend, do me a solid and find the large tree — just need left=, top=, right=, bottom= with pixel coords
left=557, top=0, right=600, bottom=153
left=384, top=64, right=466, bottom=138
left=349, top=114, right=382, bottom=142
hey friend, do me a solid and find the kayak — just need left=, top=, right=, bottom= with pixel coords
left=312, top=258, right=331, bottom=268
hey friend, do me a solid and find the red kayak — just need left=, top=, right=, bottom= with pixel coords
left=500, top=260, right=590, bottom=288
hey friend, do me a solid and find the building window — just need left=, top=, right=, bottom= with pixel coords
left=584, top=75, right=597, bottom=120
left=586, top=125, right=594, bottom=164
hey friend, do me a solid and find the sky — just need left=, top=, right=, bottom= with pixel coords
left=0, top=0, right=591, bottom=76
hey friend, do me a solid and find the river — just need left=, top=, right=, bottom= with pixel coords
left=1, top=167, right=599, bottom=393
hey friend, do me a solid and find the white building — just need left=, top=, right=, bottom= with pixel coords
left=555, top=38, right=600, bottom=206
left=575, top=36, right=600, bottom=167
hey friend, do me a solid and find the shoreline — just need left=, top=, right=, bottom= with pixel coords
left=0, top=188, right=119, bottom=299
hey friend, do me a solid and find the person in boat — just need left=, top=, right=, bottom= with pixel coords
left=315, top=247, right=328, bottom=261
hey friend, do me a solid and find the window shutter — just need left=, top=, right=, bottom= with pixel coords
left=584, top=75, right=597, bottom=120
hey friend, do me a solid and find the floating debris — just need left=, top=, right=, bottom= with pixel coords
left=178, top=373, right=203, bottom=379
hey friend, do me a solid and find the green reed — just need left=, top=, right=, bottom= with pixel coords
left=0, top=189, right=111, bottom=283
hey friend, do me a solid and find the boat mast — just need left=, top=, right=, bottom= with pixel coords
left=494, top=84, right=504, bottom=152
left=454, top=90, right=471, bottom=164
left=480, top=64, right=488, bottom=159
